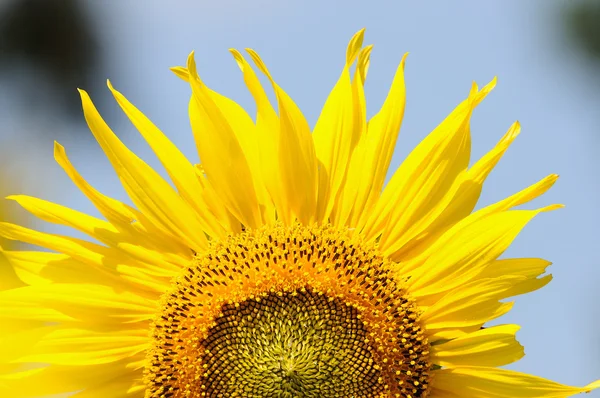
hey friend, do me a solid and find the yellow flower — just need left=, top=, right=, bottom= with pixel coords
left=0, top=29, right=597, bottom=398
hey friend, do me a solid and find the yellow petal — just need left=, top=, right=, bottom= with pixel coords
left=0, top=306, right=74, bottom=324
left=172, top=63, right=268, bottom=213
left=228, top=49, right=280, bottom=224
left=431, top=324, right=524, bottom=367
left=0, top=223, right=175, bottom=291
left=245, top=48, right=319, bottom=224
left=474, top=173, right=559, bottom=219
left=0, top=326, right=55, bottom=363
left=332, top=45, right=374, bottom=227
left=78, top=90, right=209, bottom=251
left=70, top=373, right=143, bottom=397
left=8, top=195, right=118, bottom=243
left=480, top=258, right=553, bottom=298
left=421, top=276, right=521, bottom=337
left=485, top=258, right=552, bottom=279
left=186, top=53, right=262, bottom=228
left=107, top=81, right=227, bottom=239
left=405, top=207, right=559, bottom=299
left=7, top=194, right=188, bottom=278
left=16, top=328, right=147, bottom=366
left=53, top=142, right=190, bottom=258
left=364, top=79, right=496, bottom=251
left=346, top=52, right=408, bottom=228
left=2, top=249, right=167, bottom=296
left=207, top=85, right=275, bottom=226
left=468, top=121, right=521, bottom=183
left=0, top=360, right=138, bottom=398
left=433, top=367, right=600, bottom=397
left=0, top=283, right=154, bottom=325
left=388, top=121, right=521, bottom=260
left=312, top=29, right=365, bottom=221
left=3, top=250, right=77, bottom=286
left=0, top=251, right=22, bottom=290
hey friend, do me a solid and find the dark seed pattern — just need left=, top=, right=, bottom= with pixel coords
left=145, top=224, right=431, bottom=398
left=202, top=289, right=382, bottom=397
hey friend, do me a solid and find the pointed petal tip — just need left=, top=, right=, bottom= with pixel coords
left=351, top=28, right=366, bottom=42
left=229, top=49, right=245, bottom=70
left=169, top=66, right=191, bottom=82
left=244, top=48, right=260, bottom=60
left=540, top=203, right=564, bottom=212
left=346, top=29, right=366, bottom=65
left=53, top=141, right=66, bottom=159
left=186, top=51, right=197, bottom=72
left=401, top=52, right=409, bottom=64
left=245, top=49, right=270, bottom=77
left=361, top=44, right=374, bottom=56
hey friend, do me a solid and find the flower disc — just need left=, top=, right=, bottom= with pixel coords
left=146, top=224, right=431, bottom=397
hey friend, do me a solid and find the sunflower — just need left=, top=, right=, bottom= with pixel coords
left=0, top=29, right=597, bottom=398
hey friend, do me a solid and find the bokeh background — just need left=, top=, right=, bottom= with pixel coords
left=0, top=0, right=599, bottom=396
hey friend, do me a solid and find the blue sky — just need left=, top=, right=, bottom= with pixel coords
left=1, top=0, right=599, bottom=395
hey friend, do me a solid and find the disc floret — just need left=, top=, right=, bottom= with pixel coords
left=146, top=224, right=431, bottom=397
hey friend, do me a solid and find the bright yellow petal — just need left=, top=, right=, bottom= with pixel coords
left=16, top=328, right=147, bottom=366
left=431, top=324, right=524, bottom=367
left=420, top=276, right=520, bottom=339
left=474, top=173, right=559, bottom=219
left=0, top=326, right=55, bottom=363
left=343, top=52, right=407, bottom=228
left=404, top=207, right=556, bottom=301
left=480, top=258, right=553, bottom=298
left=186, top=52, right=262, bottom=228
left=312, top=29, right=365, bottom=221
left=107, top=81, right=227, bottom=239
left=387, top=121, right=521, bottom=261
left=70, top=373, right=144, bottom=398
left=8, top=195, right=118, bottom=243
left=332, top=45, right=374, bottom=227
left=432, top=367, right=600, bottom=397
left=78, top=90, right=209, bottom=251
left=245, top=48, right=319, bottom=224
left=53, top=142, right=190, bottom=259
left=0, top=361, right=139, bottom=398
left=228, top=50, right=280, bottom=224
left=0, top=283, right=154, bottom=326
left=171, top=65, right=273, bottom=223
left=0, top=253, right=22, bottom=290
left=0, top=222, right=175, bottom=292
left=364, top=79, right=496, bottom=251
left=7, top=195, right=188, bottom=275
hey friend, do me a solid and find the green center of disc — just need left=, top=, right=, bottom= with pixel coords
left=200, top=288, right=383, bottom=397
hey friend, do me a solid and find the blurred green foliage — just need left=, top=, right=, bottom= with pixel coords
left=564, top=0, right=600, bottom=61
left=0, top=0, right=99, bottom=117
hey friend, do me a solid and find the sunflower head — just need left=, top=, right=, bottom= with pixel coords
left=147, top=224, right=429, bottom=397
left=0, top=29, right=598, bottom=398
